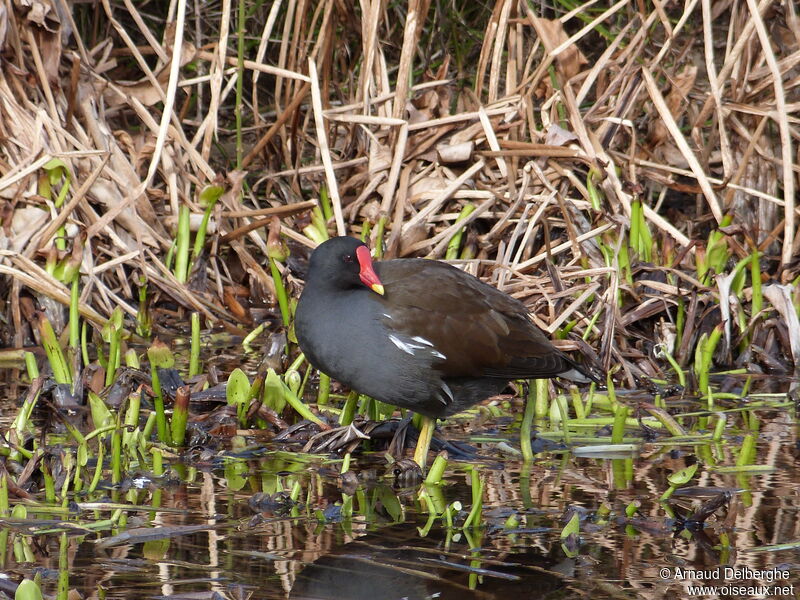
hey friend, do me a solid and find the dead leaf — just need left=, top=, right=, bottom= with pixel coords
left=398, top=222, right=429, bottom=255
left=88, top=179, right=158, bottom=248
left=368, top=141, right=392, bottom=175
left=529, top=17, right=587, bottom=79
left=408, top=171, right=449, bottom=201
left=0, top=3, right=8, bottom=52
left=437, top=140, right=474, bottom=163
left=665, top=66, right=697, bottom=114
left=18, top=0, right=59, bottom=32
left=545, top=123, right=578, bottom=147
left=762, top=284, right=800, bottom=367
left=648, top=65, right=697, bottom=147
left=19, top=0, right=62, bottom=85
left=103, top=41, right=198, bottom=107
left=7, top=205, right=49, bottom=252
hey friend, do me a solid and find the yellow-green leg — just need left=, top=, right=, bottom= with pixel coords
left=413, top=415, right=435, bottom=470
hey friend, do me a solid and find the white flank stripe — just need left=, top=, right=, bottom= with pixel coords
left=389, top=334, right=416, bottom=355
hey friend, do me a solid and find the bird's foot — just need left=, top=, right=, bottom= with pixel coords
left=301, top=422, right=370, bottom=454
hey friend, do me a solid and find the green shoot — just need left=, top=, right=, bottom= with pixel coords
left=445, top=203, right=476, bottom=259
left=136, top=276, right=152, bottom=339
left=227, top=368, right=251, bottom=426
left=170, top=385, right=190, bottom=447
left=660, top=463, right=698, bottom=501
left=560, top=511, right=580, bottom=558
left=102, top=307, right=124, bottom=387
left=189, top=312, right=200, bottom=378
left=174, top=204, right=191, bottom=284
left=191, top=182, right=224, bottom=266
left=36, top=313, right=71, bottom=385
left=147, top=339, right=175, bottom=444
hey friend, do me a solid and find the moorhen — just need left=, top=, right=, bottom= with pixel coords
left=295, top=236, right=592, bottom=467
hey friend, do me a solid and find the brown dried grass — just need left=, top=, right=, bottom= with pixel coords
left=0, top=0, right=798, bottom=383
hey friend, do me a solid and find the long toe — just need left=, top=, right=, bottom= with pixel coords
left=301, top=423, right=370, bottom=454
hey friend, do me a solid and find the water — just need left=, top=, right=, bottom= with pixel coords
left=2, top=396, right=798, bottom=600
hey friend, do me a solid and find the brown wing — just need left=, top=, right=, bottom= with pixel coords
left=375, top=259, right=573, bottom=379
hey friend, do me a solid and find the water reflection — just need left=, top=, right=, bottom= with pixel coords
left=289, top=523, right=566, bottom=600
left=1, top=391, right=798, bottom=599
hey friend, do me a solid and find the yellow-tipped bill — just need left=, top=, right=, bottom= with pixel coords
left=356, top=245, right=385, bottom=296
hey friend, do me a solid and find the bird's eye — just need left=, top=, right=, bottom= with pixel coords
left=343, top=254, right=353, bottom=263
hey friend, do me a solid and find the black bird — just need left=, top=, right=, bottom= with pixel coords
left=295, top=236, right=592, bottom=466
